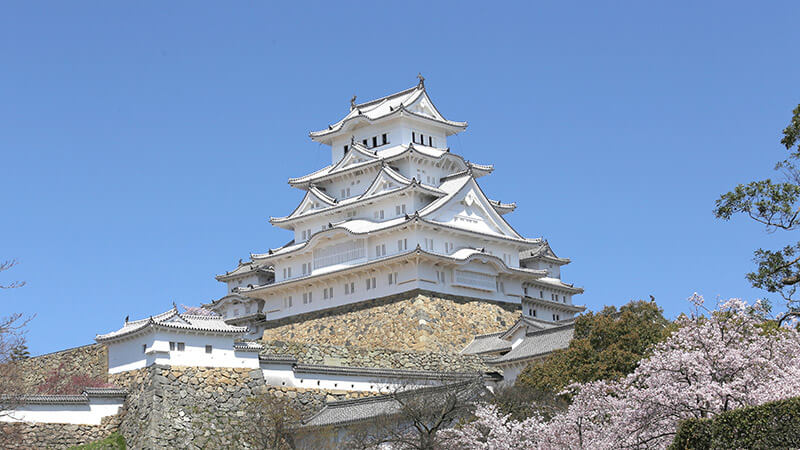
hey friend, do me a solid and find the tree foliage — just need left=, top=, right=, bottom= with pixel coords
left=345, top=378, right=486, bottom=450
left=0, top=258, right=28, bottom=449
left=715, top=103, right=800, bottom=322
left=447, top=294, right=800, bottom=449
left=669, top=396, right=800, bottom=450
left=516, top=300, right=670, bottom=394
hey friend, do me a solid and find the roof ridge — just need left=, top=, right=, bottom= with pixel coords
left=353, top=84, right=420, bottom=109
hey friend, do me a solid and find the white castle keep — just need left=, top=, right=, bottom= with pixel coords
left=206, top=76, right=584, bottom=336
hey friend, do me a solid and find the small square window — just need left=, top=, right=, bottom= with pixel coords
left=205, top=345, right=212, bottom=354
left=177, top=342, right=185, bottom=351
left=169, top=341, right=176, bottom=351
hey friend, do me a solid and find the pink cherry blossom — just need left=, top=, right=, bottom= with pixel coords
left=448, top=295, right=800, bottom=449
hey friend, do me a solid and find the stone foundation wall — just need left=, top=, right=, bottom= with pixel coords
left=262, top=340, right=491, bottom=373
left=0, top=414, right=121, bottom=449
left=109, top=365, right=373, bottom=449
left=261, top=291, right=520, bottom=352
left=15, top=343, right=108, bottom=390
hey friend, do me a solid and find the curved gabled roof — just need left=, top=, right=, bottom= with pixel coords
left=309, top=84, right=467, bottom=143
left=245, top=245, right=546, bottom=294
left=256, top=174, right=542, bottom=262
left=488, top=324, right=575, bottom=365
left=215, top=260, right=274, bottom=282
left=288, top=143, right=492, bottom=188
left=520, top=241, right=571, bottom=265
left=96, top=306, right=248, bottom=343
left=489, top=199, right=517, bottom=215
left=270, top=166, right=445, bottom=227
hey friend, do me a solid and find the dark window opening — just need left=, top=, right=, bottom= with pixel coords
left=362, top=139, right=368, bottom=146
left=205, top=345, right=212, bottom=354
left=344, top=145, right=349, bottom=152
left=382, top=133, right=388, bottom=145
left=372, top=136, right=377, bottom=147
left=412, top=132, right=416, bottom=142
left=428, top=136, right=433, bottom=146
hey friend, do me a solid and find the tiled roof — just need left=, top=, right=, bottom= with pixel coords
left=488, top=324, right=575, bottom=365
left=259, top=354, right=299, bottom=364
left=271, top=166, right=446, bottom=225
left=96, top=306, right=248, bottom=343
left=302, top=380, right=483, bottom=428
left=292, top=364, right=479, bottom=381
left=288, top=143, right=492, bottom=187
left=215, top=261, right=273, bottom=282
left=83, top=387, right=128, bottom=398
left=309, top=84, right=467, bottom=141
left=520, top=241, right=571, bottom=265
left=5, top=387, right=127, bottom=405
left=461, top=331, right=512, bottom=355
left=233, top=341, right=264, bottom=352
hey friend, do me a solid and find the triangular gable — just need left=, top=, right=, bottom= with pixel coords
left=422, top=177, right=523, bottom=239
left=359, top=166, right=412, bottom=199
left=161, top=313, right=191, bottom=326
left=405, top=91, right=445, bottom=121
left=330, top=144, right=378, bottom=172
left=286, top=188, right=336, bottom=219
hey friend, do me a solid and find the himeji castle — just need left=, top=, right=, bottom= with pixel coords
left=206, top=76, right=584, bottom=335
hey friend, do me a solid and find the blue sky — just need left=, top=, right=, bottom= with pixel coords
left=2, top=2, right=800, bottom=355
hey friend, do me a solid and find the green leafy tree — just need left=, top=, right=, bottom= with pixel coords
left=516, top=299, right=670, bottom=394
left=715, top=104, right=800, bottom=324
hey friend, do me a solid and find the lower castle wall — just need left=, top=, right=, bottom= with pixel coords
left=0, top=414, right=122, bottom=449
left=261, top=290, right=520, bottom=352
left=261, top=340, right=490, bottom=373
left=109, top=365, right=375, bottom=449
left=14, top=343, right=108, bottom=390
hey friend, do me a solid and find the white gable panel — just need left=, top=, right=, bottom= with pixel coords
left=360, top=167, right=411, bottom=199
left=425, top=179, right=522, bottom=239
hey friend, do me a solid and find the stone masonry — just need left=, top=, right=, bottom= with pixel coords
left=15, top=343, right=108, bottom=390
left=0, top=414, right=121, bottom=449
left=108, top=365, right=374, bottom=449
left=261, top=291, right=521, bottom=352
left=261, top=340, right=491, bottom=373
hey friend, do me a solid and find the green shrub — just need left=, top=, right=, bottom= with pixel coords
left=68, top=432, right=125, bottom=450
left=669, top=397, right=800, bottom=449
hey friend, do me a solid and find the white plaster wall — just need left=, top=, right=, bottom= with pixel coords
left=150, top=331, right=259, bottom=369
left=329, top=118, right=441, bottom=164
left=107, top=331, right=259, bottom=374
left=107, top=332, right=155, bottom=374
left=0, top=398, right=123, bottom=425
left=261, top=363, right=449, bottom=393
left=255, top=254, right=533, bottom=321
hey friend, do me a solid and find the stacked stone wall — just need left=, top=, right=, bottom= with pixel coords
left=109, top=365, right=373, bottom=449
left=0, top=414, right=121, bottom=449
left=261, top=290, right=520, bottom=352
left=262, top=340, right=491, bottom=373
left=15, top=343, right=108, bottom=390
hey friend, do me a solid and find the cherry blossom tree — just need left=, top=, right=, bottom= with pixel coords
left=447, top=295, right=800, bottom=449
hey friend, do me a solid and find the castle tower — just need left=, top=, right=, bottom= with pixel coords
left=207, top=78, right=583, bottom=334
